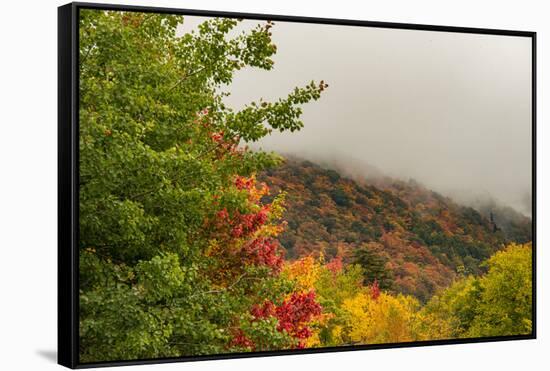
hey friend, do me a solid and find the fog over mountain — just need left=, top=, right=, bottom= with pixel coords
left=178, top=16, right=533, bottom=216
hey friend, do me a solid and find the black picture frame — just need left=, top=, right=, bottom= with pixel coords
left=58, top=2, right=537, bottom=369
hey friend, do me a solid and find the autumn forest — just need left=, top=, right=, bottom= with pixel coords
left=78, top=10, right=533, bottom=363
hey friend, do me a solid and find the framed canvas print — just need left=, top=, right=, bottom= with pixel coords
left=58, top=2, right=536, bottom=368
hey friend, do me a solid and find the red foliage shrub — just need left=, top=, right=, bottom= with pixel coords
left=229, top=329, right=254, bottom=349
left=230, top=206, right=270, bottom=238
left=235, top=176, right=255, bottom=190
left=242, top=237, right=284, bottom=273
left=326, top=256, right=343, bottom=274
left=251, top=291, right=322, bottom=347
left=370, top=279, right=381, bottom=300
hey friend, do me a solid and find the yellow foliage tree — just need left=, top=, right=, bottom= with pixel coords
left=338, top=291, right=420, bottom=344
left=283, top=255, right=321, bottom=291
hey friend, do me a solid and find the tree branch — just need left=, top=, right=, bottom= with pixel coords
left=167, top=66, right=207, bottom=92
left=187, top=272, right=248, bottom=299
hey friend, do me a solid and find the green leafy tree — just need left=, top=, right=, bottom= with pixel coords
left=78, top=9, right=326, bottom=362
left=468, top=242, right=532, bottom=336
left=418, top=275, right=480, bottom=338
left=421, top=243, right=532, bottom=338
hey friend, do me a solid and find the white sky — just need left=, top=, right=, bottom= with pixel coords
left=178, top=16, right=532, bottom=216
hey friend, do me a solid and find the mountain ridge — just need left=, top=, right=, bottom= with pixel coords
left=258, top=157, right=532, bottom=302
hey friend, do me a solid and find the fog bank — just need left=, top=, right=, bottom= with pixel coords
left=178, top=17, right=533, bottom=216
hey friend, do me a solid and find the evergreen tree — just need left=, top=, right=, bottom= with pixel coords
left=352, top=244, right=394, bottom=290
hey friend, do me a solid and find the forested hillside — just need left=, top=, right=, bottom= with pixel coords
left=259, top=158, right=532, bottom=301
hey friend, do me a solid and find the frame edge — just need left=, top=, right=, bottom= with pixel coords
left=531, top=32, right=537, bottom=339
left=58, top=2, right=79, bottom=369
left=71, top=1, right=536, bottom=36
